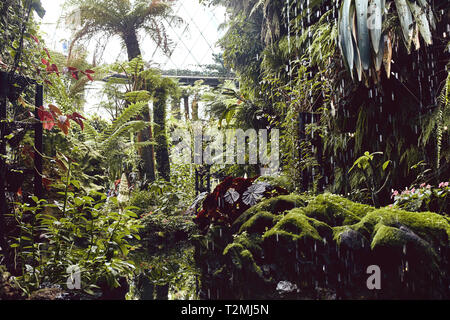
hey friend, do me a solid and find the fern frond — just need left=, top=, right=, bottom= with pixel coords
left=105, top=101, right=148, bottom=138
left=102, top=120, right=151, bottom=149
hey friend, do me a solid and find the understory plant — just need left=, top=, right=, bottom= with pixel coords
left=9, top=155, right=142, bottom=296
left=391, top=182, right=449, bottom=215
left=348, top=151, right=391, bottom=207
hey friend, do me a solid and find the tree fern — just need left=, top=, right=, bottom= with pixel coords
left=436, top=72, right=450, bottom=168
left=103, top=101, right=148, bottom=139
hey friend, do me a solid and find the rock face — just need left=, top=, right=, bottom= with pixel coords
left=194, top=193, right=450, bottom=299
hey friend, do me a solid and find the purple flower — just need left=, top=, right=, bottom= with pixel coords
left=439, top=182, right=449, bottom=188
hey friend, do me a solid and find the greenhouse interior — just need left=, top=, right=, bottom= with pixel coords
left=0, top=0, right=449, bottom=304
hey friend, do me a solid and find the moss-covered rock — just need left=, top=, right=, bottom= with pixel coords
left=301, top=193, right=374, bottom=227
left=195, top=192, right=450, bottom=299
left=263, top=208, right=332, bottom=242
left=353, top=208, right=449, bottom=248
left=239, top=211, right=281, bottom=234
left=232, top=194, right=309, bottom=233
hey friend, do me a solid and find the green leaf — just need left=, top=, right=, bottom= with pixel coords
left=374, top=34, right=385, bottom=71
left=407, top=0, right=432, bottom=45
left=355, top=0, right=370, bottom=70
left=31, top=0, right=46, bottom=18
left=394, top=0, right=414, bottom=50
left=341, top=0, right=354, bottom=74
left=382, top=160, right=391, bottom=171
left=369, top=0, right=384, bottom=54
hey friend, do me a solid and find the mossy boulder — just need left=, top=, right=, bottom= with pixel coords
left=263, top=208, right=332, bottom=242
left=195, top=193, right=450, bottom=299
left=301, top=193, right=374, bottom=227
left=232, top=194, right=309, bottom=233
left=239, top=211, right=281, bottom=234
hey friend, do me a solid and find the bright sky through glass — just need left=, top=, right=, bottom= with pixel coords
left=38, top=0, right=227, bottom=70
left=37, top=0, right=227, bottom=118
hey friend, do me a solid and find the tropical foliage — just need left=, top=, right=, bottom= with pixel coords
left=0, top=0, right=449, bottom=301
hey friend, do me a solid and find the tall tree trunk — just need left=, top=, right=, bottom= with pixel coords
left=123, top=29, right=142, bottom=61
left=191, top=94, right=199, bottom=121
left=183, top=95, right=189, bottom=121
left=122, top=27, right=156, bottom=184
left=153, top=86, right=171, bottom=181
left=171, top=96, right=181, bottom=120
left=140, top=104, right=156, bottom=182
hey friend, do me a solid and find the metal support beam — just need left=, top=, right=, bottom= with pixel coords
left=34, top=84, right=43, bottom=199
left=0, top=71, right=9, bottom=266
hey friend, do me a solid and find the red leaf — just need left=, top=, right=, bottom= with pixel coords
left=48, top=104, right=62, bottom=116
left=71, top=117, right=84, bottom=130
left=57, top=120, right=69, bottom=135
left=68, top=66, right=78, bottom=71
left=38, top=106, right=55, bottom=130
left=30, top=35, right=39, bottom=44
left=86, top=73, right=94, bottom=81
left=51, top=64, right=60, bottom=76
left=37, top=106, right=46, bottom=120
left=71, top=71, right=79, bottom=80
left=72, top=112, right=86, bottom=120
left=41, top=58, right=49, bottom=66
left=44, top=48, right=51, bottom=59
left=44, top=79, right=53, bottom=86
left=84, top=69, right=95, bottom=74
left=42, top=177, right=52, bottom=191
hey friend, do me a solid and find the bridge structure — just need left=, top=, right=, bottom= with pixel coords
left=163, top=75, right=236, bottom=87
left=103, top=73, right=236, bottom=88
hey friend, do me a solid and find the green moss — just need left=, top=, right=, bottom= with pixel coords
left=354, top=208, right=450, bottom=248
left=263, top=208, right=332, bottom=242
left=231, top=232, right=263, bottom=257
left=371, top=225, right=431, bottom=250
left=232, top=194, right=308, bottom=232
left=240, top=249, right=263, bottom=277
left=223, top=243, right=245, bottom=269
left=301, top=193, right=374, bottom=226
left=239, top=211, right=281, bottom=234
left=223, top=238, right=263, bottom=277
left=201, top=192, right=450, bottom=299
